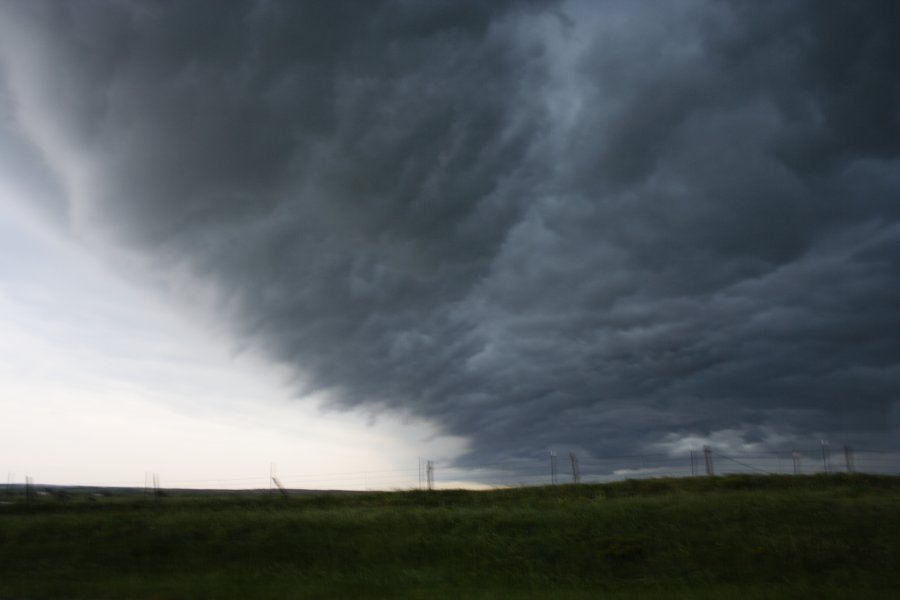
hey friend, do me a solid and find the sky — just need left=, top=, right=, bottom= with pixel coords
left=0, top=0, right=898, bottom=488
left=0, top=194, right=467, bottom=489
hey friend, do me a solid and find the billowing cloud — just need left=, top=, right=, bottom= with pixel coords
left=1, top=0, right=898, bottom=466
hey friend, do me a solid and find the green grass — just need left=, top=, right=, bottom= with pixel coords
left=1, top=474, right=899, bottom=598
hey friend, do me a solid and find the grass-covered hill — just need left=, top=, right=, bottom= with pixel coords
left=1, top=474, right=898, bottom=599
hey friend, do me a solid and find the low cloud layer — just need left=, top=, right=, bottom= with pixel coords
left=1, top=0, right=898, bottom=464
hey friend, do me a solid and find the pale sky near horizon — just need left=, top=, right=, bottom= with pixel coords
left=0, top=195, right=469, bottom=490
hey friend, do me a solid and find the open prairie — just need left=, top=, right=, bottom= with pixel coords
left=1, top=474, right=898, bottom=598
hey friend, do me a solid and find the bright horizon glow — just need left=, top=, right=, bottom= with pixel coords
left=0, top=192, right=469, bottom=491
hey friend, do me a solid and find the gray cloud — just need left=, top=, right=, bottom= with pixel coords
left=1, top=0, right=898, bottom=465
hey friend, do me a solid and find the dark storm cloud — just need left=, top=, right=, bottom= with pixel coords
left=1, top=0, right=898, bottom=464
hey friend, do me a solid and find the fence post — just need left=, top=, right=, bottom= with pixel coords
left=703, top=446, right=714, bottom=476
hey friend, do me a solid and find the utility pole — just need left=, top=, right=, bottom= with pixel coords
left=820, top=440, right=830, bottom=474
left=844, top=445, right=855, bottom=474
left=569, top=452, right=580, bottom=484
left=549, top=450, right=558, bottom=485
left=426, top=461, right=434, bottom=491
left=272, top=475, right=289, bottom=498
left=25, top=476, right=35, bottom=503
left=690, top=450, right=696, bottom=476
left=703, top=446, right=714, bottom=476
left=792, top=450, right=801, bottom=475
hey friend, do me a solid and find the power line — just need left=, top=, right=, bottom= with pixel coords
left=713, top=451, right=774, bottom=475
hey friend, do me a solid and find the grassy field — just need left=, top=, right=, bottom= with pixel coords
left=1, top=474, right=898, bottom=599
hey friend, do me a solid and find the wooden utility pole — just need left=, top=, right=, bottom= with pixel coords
left=844, top=446, right=855, bottom=474
left=569, top=452, right=580, bottom=484
left=272, top=475, right=289, bottom=498
left=550, top=450, right=558, bottom=485
left=703, top=446, right=714, bottom=476
left=820, top=440, right=830, bottom=474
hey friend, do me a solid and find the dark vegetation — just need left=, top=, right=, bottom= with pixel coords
left=1, top=474, right=898, bottom=598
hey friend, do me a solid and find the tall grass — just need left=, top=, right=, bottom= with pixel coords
left=1, top=474, right=898, bottom=598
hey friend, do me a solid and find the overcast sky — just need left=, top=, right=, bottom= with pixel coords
left=0, top=0, right=898, bottom=486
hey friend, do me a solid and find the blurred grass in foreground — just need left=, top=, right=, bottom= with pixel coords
left=1, top=474, right=898, bottom=598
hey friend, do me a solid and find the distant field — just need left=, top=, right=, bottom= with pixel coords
left=1, top=474, right=898, bottom=599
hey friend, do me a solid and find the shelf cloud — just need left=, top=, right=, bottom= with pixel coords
left=1, top=0, right=898, bottom=464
